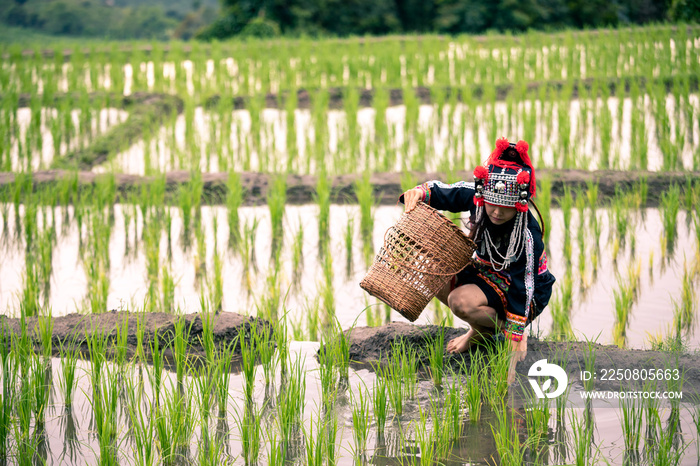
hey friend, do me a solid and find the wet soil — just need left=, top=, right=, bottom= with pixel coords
left=1, top=168, right=697, bottom=208
left=346, top=323, right=700, bottom=396
left=0, top=310, right=272, bottom=370
left=204, top=75, right=699, bottom=110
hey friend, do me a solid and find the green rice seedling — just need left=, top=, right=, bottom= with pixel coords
left=355, top=171, right=376, bottom=266
left=303, top=409, right=326, bottom=466
left=305, top=297, right=321, bottom=342
left=575, top=191, right=588, bottom=287
left=253, top=324, right=276, bottom=387
left=642, top=379, right=661, bottom=449
left=395, top=338, right=418, bottom=399
left=383, top=357, right=404, bottom=417
left=291, top=220, right=304, bottom=290
left=490, top=399, right=531, bottom=466
left=148, top=328, right=165, bottom=406
left=559, top=187, right=574, bottom=265
left=267, top=174, right=287, bottom=259
left=35, top=309, right=53, bottom=361
left=537, top=176, right=552, bottom=244
left=426, top=327, right=445, bottom=387
left=677, top=261, right=696, bottom=332
left=15, top=359, right=35, bottom=461
left=192, top=362, right=215, bottom=427
left=333, top=322, right=351, bottom=382
left=90, top=364, right=120, bottom=466
left=234, top=402, right=264, bottom=466
left=613, top=274, right=634, bottom=348
left=125, top=376, right=157, bottom=466
left=568, top=410, right=597, bottom=465
left=161, top=265, right=176, bottom=313
left=523, top=394, right=550, bottom=449
left=113, top=312, right=129, bottom=369
left=581, top=334, right=599, bottom=392
left=372, top=369, right=389, bottom=435
left=239, top=329, right=257, bottom=405
left=57, top=337, right=79, bottom=408
left=277, top=352, right=306, bottom=445
left=660, top=183, right=681, bottom=257
left=462, top=353, right=483, bottom=423
left=210, top=252, right=224, bottom=313
left=351, top=383, right=371, bottom=458
left=29, top=352, right=49, bottom=426
left=344, top=216, right=354, bottom=278
left=317, top=339, right=338, bottom=405
left=690, top=404, right=700, bottom=460
left=414, top=403, right=438, bottom=466
left=86, top=324, right=109, bottom=397
left=322, top=403, right=340, bottom=465
left=0, top=326, right=15, bottom=458
left=647, top=408, right=687, bottom=466
left=266, top=424, right=287, bottom=466
left=444, top=374, right=464, bottom=441
left=214, top=340, right=237, bottom=416
left=432, top=300, right=454, bottom=327
left=483, top=340, right=512, bottom=409
left=320, top=251, right=335, bottom=329
left=549, top=271, right=574, bottom=341
left=274, top=316, right=289, bottom=376
left=200, top=310, right=216, bottom=366
left=156, top=381, right=195, bottom=464
left=314, top=170, right=331, bottom=258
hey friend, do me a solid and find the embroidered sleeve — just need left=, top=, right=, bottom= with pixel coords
left=538, top=251, right=549, bottom=274
left=421, top=180, right=476, bottom=213
left=417, top=182, right=431, bottom=204
left=504, top=312, right=527, bottom=342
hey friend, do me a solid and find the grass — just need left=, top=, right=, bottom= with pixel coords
left=267, top=174, right=287, bottom=259
left=350, top=384, right=371, bottom=458
left=462, top=353, right=483, bottom=423
left=355, top=171, right=376, bottom=266
left=426, top=327, right=445, bottom=387
left=372, top=370, right=389, bottom=435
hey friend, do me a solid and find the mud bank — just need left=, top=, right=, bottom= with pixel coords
left=1, top=169, right=697, bottom=208
left=346, top=323, right=700, bottom=396
left=205, top=75, right=699, bottom=110
left=0, top=310, right=272, bottom=370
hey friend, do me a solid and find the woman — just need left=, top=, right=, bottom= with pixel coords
left=401, top=137, right=556, bottom=382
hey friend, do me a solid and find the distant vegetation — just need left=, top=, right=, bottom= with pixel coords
left=1, top=0, right=698, bottom=42
left=1, top=0, right=218, bottom=41
left=197, top=0, right=699, bottom=40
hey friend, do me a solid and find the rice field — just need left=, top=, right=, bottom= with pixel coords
left=1, top=25, right=700, bottom=465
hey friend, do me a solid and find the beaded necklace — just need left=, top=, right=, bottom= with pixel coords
left=481, top=212, right=526, bottom=271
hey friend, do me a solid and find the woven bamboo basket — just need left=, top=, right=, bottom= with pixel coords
left=360, top=202, right=476, bottom=322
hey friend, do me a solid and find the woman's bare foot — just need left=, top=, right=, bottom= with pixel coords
left=446, top=333, right=471, bottom=353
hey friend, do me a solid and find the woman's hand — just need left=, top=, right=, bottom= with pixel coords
left=507, top=333, right=528, bottom=385
left=403, top=187, right=424, bottom=212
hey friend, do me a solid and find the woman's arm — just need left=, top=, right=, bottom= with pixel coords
left=400, top=180, right=476, bottom=213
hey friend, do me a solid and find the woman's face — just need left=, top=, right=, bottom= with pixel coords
left=485, top=203, right=517, bottom=225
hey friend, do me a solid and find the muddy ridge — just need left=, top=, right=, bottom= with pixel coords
left=0, top=310, right=272, bottom=370
left=347, top=323, right=700, bottom=396
left=1, top=169, right=697, bottom=208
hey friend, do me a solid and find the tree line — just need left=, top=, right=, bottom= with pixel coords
left=197, top=0, right=698, bottom=39
left=2, top=0, right=697, bottom=42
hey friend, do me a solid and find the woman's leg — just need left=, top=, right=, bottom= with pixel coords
left=444, top=284, right=501, bottom=353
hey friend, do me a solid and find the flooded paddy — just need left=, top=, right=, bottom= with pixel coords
left=1, top=202, right=698, bottom=349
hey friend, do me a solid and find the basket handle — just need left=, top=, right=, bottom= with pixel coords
left=380, top=208, right=476, bottom=277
